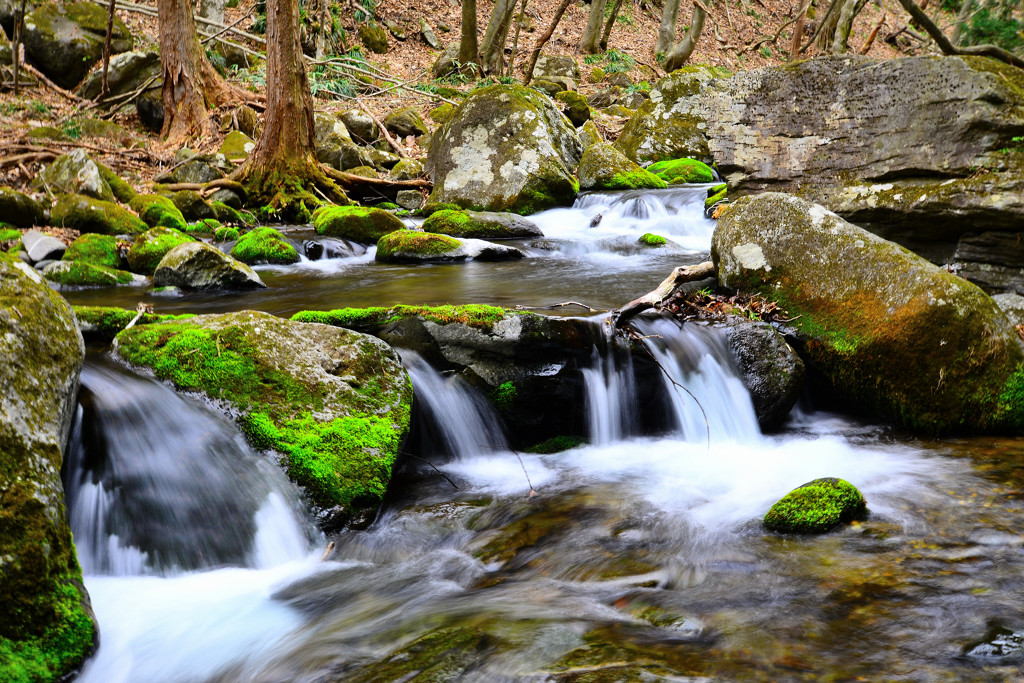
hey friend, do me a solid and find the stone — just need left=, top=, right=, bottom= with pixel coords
left=42, top=260, right=145, bottom=287
left=112, top=310, right=412, bottom=521
left=38, top=149, right=114, bottom=202
left=229, top=227, right=300, bottom=265
left=0, top=187, right=45, bottom=227
left=531, top=79, right=565, bottom=96
left=953, top=229, right=1024, bottom=295
left=22, top=1, right=133, bottom=89
left=713, top=193, right=1024, bottom=434
left=422, top=209, right=543, bottom=239
left=358, top=22, right=389, bottom=54
left=577, top=143, right=666, bottom=191
left=314, top=111, right=352, bottom=145
left=602, top=103, right=634, bottom=118
left=606, top=71, right=632, bottom=87
left=127, top=226, right=196, bottom=274
left=375, top=230, right=524, bottom=263
left=172, top=190, right=216, bottom=221
left=130, top=194, right=188, bottom=232
left=993, top=293, right=1024, bottom=327
left=577, top=120, right=603, bottom=150
left=62, top=233, right=121, bottom=269
left=419, top=17, right=440, bottom=49
left=390, top=158, right=425, bottom=181
left=218, top=130, right=255, bottom=163
left=209, top=189, right=243, bottom=210
left=427, top=84, right=582, bottom=214
left=51, top=194, right=147, bottom=235
left=764, top=478, right=867, bottom=534
left=648, top=158, right=715, bottom=184
left=20, top=229, right=66, bottom=262
left=553, top=90, right=590, bottom=127
left=340, top=109, right=379, bottom=144
left=0, top=252, right=95, bottom=681
left=313, top=205, right=405, bottom=244
left=395, top=189, right=423, bottom=211
left=384, top=107, right=429, bottom=138
left=77, top=49, right=160, bottom=100
left=531, top=54, right=580, bottom=91
left=431, top=42, right=460, bottom=78
left=587, top=86, right=621, bottom=108
left=153, top=242, right=266, bottom=290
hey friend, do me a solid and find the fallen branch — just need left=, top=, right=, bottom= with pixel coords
left=893, top=0, right=1024, bottom=68
left=21, top=63, right=86, bottom=102
left=356, top=99, right=407, bottom=158
left=613, top=262, right=715, bottom=328
left=405, top=453, right=460, bottom=490
left=0, top=151, right=57, bottom=170
left=158, top=178, right=248, bottom=200
left=322, top=166, right=432, bottom=191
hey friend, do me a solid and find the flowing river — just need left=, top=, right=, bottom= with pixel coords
left=61, top=187, right=1024, bottom=681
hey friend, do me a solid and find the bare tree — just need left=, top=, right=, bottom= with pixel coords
left=600, top=0, right=625, bottom=51
left=460, top=0, right=480, bottom=69
left=580, top=0, right=608, bottom=53
left=657, top=0, right=682, bottom=54
left=480, top=0, right=518, bottom=73
left=663, top=0, right=708, bottom=71
left=831, top=0, right=868, bottom=54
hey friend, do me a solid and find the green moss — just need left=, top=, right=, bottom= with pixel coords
left=763, top=477, right=867, bottom=534
left=607, top=168, right=667, bottom=190
left=211, top=201, right=246, bottom=226
left=377, top=230, right=461, bottom=259
left=62, top=233, right=120, bottom=268
left=291, top=303, right=526, bottom=333
left=647, top=158, right=715, bottom=184
left=705, top=182, right=727, bottom=208
left=51, top=194, right=147, bottom=235
left=72, top=305, right=195, bottom=341
left=95, top=162, right=137, bottom=203
left=638, top=233, right=667, bottom=246
left=416, top=202, right=463, bottom=217
left=996, top=364, right=1024, bottom=430
left=126, top=227, right=195, bottom=274
left=230, top=227, right=300, bottom=265
left=215, top=227, right=240, bottom=242
left=553, top=90, right=591, bottom=126
left=375, top=202, right=400, bottom=210
left=129, top=194, right=188, bottom=232
left=312, top=205, right=405, bottom=244
left=421, top=209, right=516, bottom=239
left=428, top=102, right=455, bottom=124
left=490, top=381, right=517, bottom=409
left=525, top=435, right=587, bottom=454
left=44, top=261, right=134, bottom=286
left=0, top=228, right=22, bottom=244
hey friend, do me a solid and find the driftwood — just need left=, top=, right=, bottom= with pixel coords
left=321, top=166, right=431, bottom=191
left=613, top=261, right=715, bottom=328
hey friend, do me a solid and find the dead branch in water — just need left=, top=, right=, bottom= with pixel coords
left=613, top=261, right=715, bottom=328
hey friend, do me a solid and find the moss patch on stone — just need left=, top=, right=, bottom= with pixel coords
left=129, top=194, right=188, bottom=232
left=230, top=227, right=299, bottom=265
left=44, top=261, right=135, bottom=286
left=763, top=477, right=867, bottom=533
left=638, top=233, right=667, bottom=246
left=95, top=161, right=137, bottom=204
left=62, top=233, right=121, bottom=269
left=648, top=158, right=715, bottom=184
left=577, top=142, right=666, bottom=191
left=126, top=227, right=195, bottom=274
left=312, top=205, right=405, bottom=244
left=51, top=194, right=147, bottom=235
left=376, top=230, right=461, bottom=259
left=705, top=182, right=727, bottom=208
left=291, top=303, right=525, bottom=333
left=525, top=435, right=587, bottom=454
left=553, top=90, right=591, bottom=126
left=0, top=228, right=20, bottom=244
left=72, top=305, right=195, bottom=341
left=215, top=227, right=240, bottom=242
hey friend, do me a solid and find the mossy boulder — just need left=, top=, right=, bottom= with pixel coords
left=211, top=201, right=246, bottom=225
left=42, top=260, right=143, bottom=287
left=648, top=157, right=715, bottom=184
left=38, top=149, right=114, bottom=202
left=214, top=226, right=240, bottom=242
left=577, top=143, right=667, bottom=191
left=126, top=227, right=195, bottom=274
left=390, top=158, right=425, bottom=181
left=130, top=194, right=188, bottom=232
left=431, top=42, right=460, bottom=78
left=531, top=54, right=580, bottom=90
left=153, top=242, right=265, bottom=290
left=21, top=1, right=132, bottom=89
left=376, top=230, right=464, bottom=262
left=427, top=84, right=582, bottom=214
left=62, top=233, right=121, bottom=269
left=0, top=252, right=96, bottom=681
left=763, top=478, right=867, bottom=534
left=346, top=165, right=379, bottom=179
left=428, top=103, right=455, bottom=125
left=72, top=305, right=194, bottom=341
left=713, top=193, right=1024, bottom=433
left=0, top=188, right=45, bottom=228
left=357, top=22, right=388, bottom=54
left=172, top=190, right=216, bottom=221
left=218, top=130, right=255, bottom=163
left=230, top=227, right=299, bottom=265
left=422, top=209, right=543, bottom=239
left=112, top=310, right=413, bottom=520
left=705, top=182, right=727, bottom=208
left=577, top=119, right=602, bottom=151
left=50, top=194, right=146, bottom=235
left=77, top=49, right=160, bottom=101
left=312, top=205, right=405, bottom=244
left=638, top=233, right=667, bottom=246
left=553, top=90, right=591, bottom=127
left=383, top=107, right=429, bottom=138
left=340, top=109, right=379, bottom=145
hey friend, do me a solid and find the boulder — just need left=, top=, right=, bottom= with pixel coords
left=153, top=242, right=266, bottom=290
left=0, top=187, right=45, bottom=227
left=375, top=230, right=524, bottom=263
left=42, top=260, right=145, bottom=287
left=38, top=149, right=114, bottom=201
left=763, top=478, right=867, bottom=534
left=127, top=227, right=196, bottom=274
left=952, top=227, right=1024, bottom=295
left=312, top=205, right=405, bottom=244
left=577, top=120, right=602, bottom=150
left=357, top=22, right=388, bottom=54
left=340, top=109, right=378, bottom=144
left=384, top=107, right=429, bottom=138
left=993, top=293, right=1024, bottom=327
left=218, top=130, right=255, bottom=163
left=422, top=209, right=543, bottom=239
left=577, top=143, right=666, bottom=191
left=0, top=253, right=96, bottom=681
left=20, top=229, right=66, bottom=262
left=395, top=189, right=422, bottom=211
left=229, top=227, right=300, bottom=265
left=112, top=310, right=413, bottom=524
left=553, top=90, right=590, bottom=127
left=62, top=233, right=121, bottom=269
left=648, top=158, right=715, bottom=184
left=390, top=158, right=425, bottom=181
left=130, top=194, right=188, bottom=232
left=22, top=1, right=132, bottom=89
left=713, top=193, right=1024, bottom=433
left=419, top=17, right=440, bottom=49
left=428, top=103, right=455, bottom=125
left=431, top=42, right=460, bottom=78
left=77, top=49, right=160, bottom=101
left=221, top=104, right=261, bottom=138
left=427, top=84, right=582, bottom=214
left=51, top=194, right=147, bottom=235
left=531, top=54, right=580, bottom=91
left=172, top=190, right=216, bottom=221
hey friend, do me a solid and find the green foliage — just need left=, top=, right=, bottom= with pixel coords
left=309, top=66, right=355, bottom=99
left=763, top=478, right=867, bottom=534
left=583, top=49, right=635, bottom=74
left=0, top=228, right=22, bottom=245
left=961, top=5, right=1024, bottom=54
left=215, top=227, right=240, bottom=242
left=490, top=381, right=517, bottom=409
left=60, top=120, right=82, bottom=141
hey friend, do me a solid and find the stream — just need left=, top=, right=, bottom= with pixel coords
left=61, top=187, right=1024, bottom=681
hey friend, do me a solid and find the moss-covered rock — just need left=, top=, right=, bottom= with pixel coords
left=42, top=260, right=142, bottom=287
left=346, top=165, right=380, bottom=179
left=577, top=119, right=602, bottom=151
left=428, top=103, right=455, bottom=125
left=218, top=130, right=255, bottom=163
left=38, top=149, right=114, bottom=201
left=713, top=193, right=1024, bottom=433
left=126, top=226, right=195, bottom=274
left=648, top=157, right=715, bottom=184
left=214, top=226, right=240, bottom=242
left=427, top=84, right=582, bottom=214
left=230, top=227, right=299, bottom=265
left=531, top=53, right=580, bottom=90
left=291, top=304, right=523, bottom=332
left=172, top=190, right=216, bottom=221
left=72, top=305, right=194, bottom=341
left=153, top=242, right=264, bottom=290
left=390, top=158, right=425, bottom=181
left=95, top=161, right=137, bottom=204
left=51, top=194, right=146, bottom=235
left=553, top=90, right=591, bottom=127
left=0, top=188, right=45, bottom=228
left=62, top=233, right=121, bottom=269
left=210, top=201, right=246, bottom=226
left=638, top=232, right=667, bottom=246
left=376, top=229, right=464, bottom=262
left=577, top=143, right=667, bottom=191
left=129, top=194, right=187, bottom=232
left=312, top=205, right=405, bottom=244
left=764, top=478, right=867, bottom=533
left=0, top=252, right=96, bottom=682
left=112, top=310, right=413, bottom=517
left=384, top=107, right=429, bottom=138
left=422, top=209, right=543, bottom=239
left=357, top=22, right=389, bottom=54
left=705, top=182, right=727, bottom=208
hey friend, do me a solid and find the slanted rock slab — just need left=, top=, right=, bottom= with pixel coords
left=153, top=242, right=265, bottom=290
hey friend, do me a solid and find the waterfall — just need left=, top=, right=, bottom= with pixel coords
left=582, top=342, right=638, bottom=445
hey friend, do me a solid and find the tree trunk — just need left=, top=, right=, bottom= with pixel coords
left=831, top=0, right=864, bottom=54
left=101, top=0, right=116, bottom=96
left=505, top=0, right=529, bottom=76
left=480, top=0, right=517, bottom=73
left=522, top=0, right=572, bottom=84
left=580, top=0, right=608, bottom=53
left=950, top=0, right=973, bottom=46
left=158, top=0, right=236, bottom=143
left=814, top=0, right=844, bottom=51
left=893, top=0, right=1024, bottom=68
left=600, top=0, right=624, bottom=50
left=460, top=0, right=479, bottom=69
left=663, top=1, right=706, bottom=72
left=789, top=3, right=807, bottom=60
left=657, top=0, right=682, bottom=54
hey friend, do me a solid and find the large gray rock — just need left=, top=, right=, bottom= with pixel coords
left=712, top=192, right=1024, bottom=434
left=0, top=252, right=96, bottom=680
left=153, top=242, right=266, bottom=290
left=0, top=187, right=45, bottom=227
left=39, top=149, right=114, bottom=202
left=952, top=228, right=1024, bottom=295
left=532, top=54, right=581, bottom=91
left=341, top=109, right=378, bottom=144
left=422, top=209, right=543, bottom=239
left=993, top=293, right=1024, bottom=327
left=77, top=50, right=161, bottom=101
left=431, top=42, right=460, bottom=78
left=427, top=84, right=582, bottom=214
left=21, top=229, right=65, bottom=262
left=22, top=1, right=133, bottom=89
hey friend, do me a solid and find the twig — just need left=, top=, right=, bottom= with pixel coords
left=511, top=449, right=537, bottom=496
left=20, top=63, right=85, bottom=102
left=406, top=453, right=460, bottom=490
left=356, top=98, right=407, bottom=158
left=547, top=301, right=598, bottom=312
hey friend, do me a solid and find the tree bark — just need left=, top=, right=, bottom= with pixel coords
left=101, top=0, right=116, bottom=96
left=950, top=0, right=973, bottom=46
left=657, top=0, right=682, bottom=54
left=789, top=2, right=807, bottom=60
left=813, top=0, right=844, bottom=51
left=614, top=262, right=716, bottom=327
left=580, top=0, right=609, bottom=53
left=480, top=0, right=517, bottom=74
left=522, top=0, right=572, bottom=84
left=664, top=1, right=707, bottom=72
left=600, top=0, right=624, bottom=50
left=831, top=0, right=864, bottom=54
left=158, top=0, right=237, bottom=143
left=460, top=0, right=479, bottom=69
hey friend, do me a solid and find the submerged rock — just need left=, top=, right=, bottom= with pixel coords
left=112, top=310, right=413, bottom=523
left=764, top=478, right=867, bottom=533
left=422, top=209, right=543, bottom=239
left=0, top=252, right=96, bottom=680
left=153, top=242, right=265, bottom=290
left=713, top=193, right=1024, bottom=433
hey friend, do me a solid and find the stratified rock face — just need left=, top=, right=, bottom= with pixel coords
left=153, top=242, right=266, bottom=290
left=0, top=253, right=96, bottom=680
left=713, top=193, right=1024, bottom=434
left=427, top=84, right=583, bottom=214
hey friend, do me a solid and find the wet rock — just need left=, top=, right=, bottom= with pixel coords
left=303, top=240, right=324, bottom=260
left=38, top=149, right=114, bottom=201
left=764, top=477, right=867, bottom=533
left=51, top=193, right=147, bottom=235
left=422, top=209, right=542, bottom=239
left=229, top=226, right=300, bottom=265
left=153, top=242, right=265, bottom=290
left=130, top=194, right=188, bottom=232
left=341, top=109, right=379, bottom=144
left=395, top=189, right=423, bottom=211
left=964, top=625, right=1024, bottom=663
left=427, top=84, right=582, bottom=214
left=127, top=226, right=196, bottom=274
left=313, top=205, right=405, bottom=244
left=375, top=230, right=466, bottom=263
left=172, top=190, right=216, bottom=221
left=42, top=260, right=145, bottom=287
left=577, top=143, right=666, bottom=192
left=20, top=229, right=66, bottom=262
left=0, top=187, right=45, bottom=227
left=384, top=107, right=429, bottom=138
left=531, top=54, right=580, bottom=91
left=992, top=293, right=1024, bottom=326
left=713, top=192, right=1024, bottom=433
left=0, top=252, right=96, bottom=680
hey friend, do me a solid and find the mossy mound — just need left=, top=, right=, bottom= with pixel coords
left=291, top=304, right=522, bottom=333
left=72, top=305, right=195, bottom=341
left=357, top=22, right=388, bottom=54
left=416, top=202, right=463, bottom=217
left=129, top=194, right=188, bottom=232
left=638, top=233, right=667, bottom=246
left=763, top=478, right=867, bottom=533
left=113, top=311, right=413, bottom=513
left=0, top=187, right=45, bottom=227
left=376, top=230, right=462, bottom=262
left=62, top=233, right=121, bottom=269
left=421, top=209, right=542, bottom=239
left=383, top=107, right=429, bottom=138
left=312, top=205, right=405, bottom=244
left=211, top=201, right=247, bottom=226
left=172, top=190, right=215, bottom=221
left=215, top=227, right=240, bottom=242
left=95, top=161, right=137, bottom=203
left=50, top=194, right=147, bottom=235
left=648, top=158, right=715, bottom=184
left=428, top=103, right=455, bottom=124
left=126, top=227, right=195, bottom=274
left=0, top=228, right=21, bottom=245
left=42, top=260, right=138, bottom=287
left=230, top=227, right=299, bottom=265
left=553, top=90, right=591, bottom=126
left=705, top=182, right=727, bottom=208
left=577, top=143, right=667, bottom=191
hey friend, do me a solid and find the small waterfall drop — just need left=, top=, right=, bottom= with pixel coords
left=582, top=342, right=638, bottom=445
